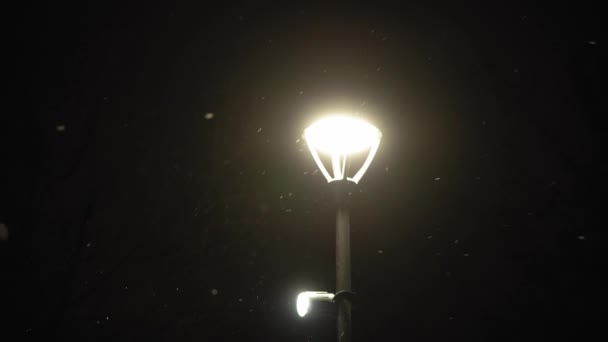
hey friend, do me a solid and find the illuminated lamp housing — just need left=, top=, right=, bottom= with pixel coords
left=296, top=291, right=335, bottom=317
left=304, top=115, right=382, bottom=184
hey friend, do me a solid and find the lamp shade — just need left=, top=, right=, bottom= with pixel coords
left=304, top=115, right=382, bottom=183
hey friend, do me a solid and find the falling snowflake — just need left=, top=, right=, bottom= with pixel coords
left=434, top=177, right=440, bottom=181
left=211, top=289, right=219, bottom=295
left=578, top=235, right=585, bottom=240
left=56, top=125, right=66, bottom=132
left=204, top=113, right=214, bottom=120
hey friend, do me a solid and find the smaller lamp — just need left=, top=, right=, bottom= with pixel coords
left=296, top=291, right=335, bottom=317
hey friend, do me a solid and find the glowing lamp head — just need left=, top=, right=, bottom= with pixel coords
left=296, top=291, right=335, bottom=317
left=305, top=116, right=381, bottom=155
left=304, top=115, right=382, bottom=183
left=296, top=292, right=311, bottom=317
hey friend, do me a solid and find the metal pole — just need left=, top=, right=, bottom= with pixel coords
left=336, top=207, right=352, bottom=342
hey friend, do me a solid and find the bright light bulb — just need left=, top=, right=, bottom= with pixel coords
left=304, top=116, right=381, bottom=155
left=296, top=292, right=311, bottom=317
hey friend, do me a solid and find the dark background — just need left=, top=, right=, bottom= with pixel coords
left=3, top=2, right=604, bottom=341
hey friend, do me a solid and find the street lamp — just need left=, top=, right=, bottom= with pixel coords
left=304, top=115, right=382, bottom=184
left=301, top=114, right=382, bottom=342
left=297, top=291, right=335, bottom=317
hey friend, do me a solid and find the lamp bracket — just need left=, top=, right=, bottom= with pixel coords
left=333, top=290, right=356, bottom=303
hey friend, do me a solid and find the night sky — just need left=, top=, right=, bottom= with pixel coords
left=3, top=2, right=603, bottom=341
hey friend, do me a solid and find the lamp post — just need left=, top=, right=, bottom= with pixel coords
left=303, top=115, right=382, bottom=342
